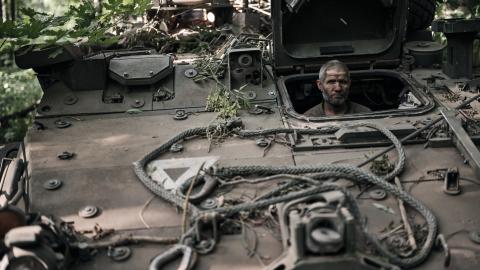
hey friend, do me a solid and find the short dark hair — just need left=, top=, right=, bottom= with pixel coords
left=318, top=60, right=350, bottom=82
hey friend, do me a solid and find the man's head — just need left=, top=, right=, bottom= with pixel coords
left=317, top=60, right=351, bottom=107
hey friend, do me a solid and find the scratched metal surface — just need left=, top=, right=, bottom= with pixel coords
left=25, top=107, right=480, bottom=269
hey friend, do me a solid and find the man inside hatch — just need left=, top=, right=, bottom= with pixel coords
left=304, top=60, right=371, bottom=117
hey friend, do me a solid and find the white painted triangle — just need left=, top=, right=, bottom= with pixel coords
left=147, top=156, right=219, bottom=191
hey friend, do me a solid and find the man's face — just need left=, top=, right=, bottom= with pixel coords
left=317, top=68, right=351, bottom=107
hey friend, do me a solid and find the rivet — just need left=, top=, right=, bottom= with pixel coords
left=108, top=246, right=132, bottom=261
left=256, top=138, right=269, bottom=147
left=469, top=231, right=480, bottom=244
left=78, top=205, right=99, bottom=218
left=173, top=109, right=188, bottom=120
left=43, top=179, right=62, bottom=190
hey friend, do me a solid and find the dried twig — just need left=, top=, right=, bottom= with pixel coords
left=75, top=235, right=178, bottom=249
left=395, top=177, right=417, bottom=251
left=182, top=161, right=206, bottom=234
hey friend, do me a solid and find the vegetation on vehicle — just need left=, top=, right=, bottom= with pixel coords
left=1, top=0, right=152, bottom=143
left=1, top=0, right=480, bottom=143
left=2, top=1, right=480, bottom=269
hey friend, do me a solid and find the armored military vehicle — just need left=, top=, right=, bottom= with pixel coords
left=2, top=0, right=480, bottom=269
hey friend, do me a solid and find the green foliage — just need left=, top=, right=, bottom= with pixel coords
left=436, top=0, right=480, bottom=18
left=206, top=86, right=242, bottom=119
left=0, top=0, right=153, bottom=143
left=0, top=0, right=152, bottom=53
left=0, top=68, right=42, bottom=143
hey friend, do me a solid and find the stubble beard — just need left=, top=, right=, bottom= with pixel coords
left=322, top=91, right=346, bottom=107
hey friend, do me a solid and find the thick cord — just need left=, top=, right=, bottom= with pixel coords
left=133, top=122, right=435, bottom=268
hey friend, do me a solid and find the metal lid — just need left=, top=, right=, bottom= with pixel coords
left=109, top=54, right=173, bottom=86
left=405, top=41, right=446, bottom=53
left=271, top=0, right=408, bottom=71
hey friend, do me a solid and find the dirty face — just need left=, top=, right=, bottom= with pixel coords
left=317, top=68, right=351, bottom=107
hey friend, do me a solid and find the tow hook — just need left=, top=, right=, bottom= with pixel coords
left=148, top=244, right=197, bottom=270
left=178, top=174, right=219, bottom=204
left=436, top=234, right=451, bottom=267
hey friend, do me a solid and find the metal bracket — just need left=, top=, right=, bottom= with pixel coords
left=149, top=244, right=197, bottom=270
left=440, top=109, right=480, bottom=178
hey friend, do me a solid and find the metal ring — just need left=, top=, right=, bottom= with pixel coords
left=238, top=54, right=253, bottom=67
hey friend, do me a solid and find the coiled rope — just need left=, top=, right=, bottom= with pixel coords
left=133, top=121, right=436, bottom=268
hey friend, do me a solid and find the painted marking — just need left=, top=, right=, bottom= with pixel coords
left=147, top=156, right=219, bottom=191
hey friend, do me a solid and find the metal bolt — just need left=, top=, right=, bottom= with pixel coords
left=268, top=90, right=276, bottom=96
left=469, top=231, right=480, bottom=244
left=149, top=70, right=154, bottom=76
left=184, top=68, right=198, bottom=78
left=58, top=151, right=75, bottom=160
left=55, top=119, right=72, bottom=129
left=130, top=98, right=144, bottom=108
left=256, top=138, right=269, bottom=147
left=78, top=205, right=99, bottom=218
left=43, top=179, right=62, bottom=190
left=200, top=198, right=218, bottom=210
left=123, top=72, right=129, bottom=78
left=108, top=246, right=131, bottom=262
left=245, top=91, right=257, bottom=100
left=63, top=95, right=78, bottom=105
left=173, top=109, right=188, bottom=120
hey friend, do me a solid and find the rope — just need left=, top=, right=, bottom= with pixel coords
left=133, top=127, right=207, bottom=217
left=133, top=121, right=436, bottom=268
left=132, top=123, right=344, bottom=216
left=213, top=122, right=405, bottom=182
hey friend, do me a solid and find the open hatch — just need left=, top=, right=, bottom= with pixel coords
left=278, top=70, right=434, bottom=120
left=271, top=0, right=435, bottom=120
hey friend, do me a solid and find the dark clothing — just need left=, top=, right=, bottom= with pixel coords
left=303, top=101, right=371, bottom=117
